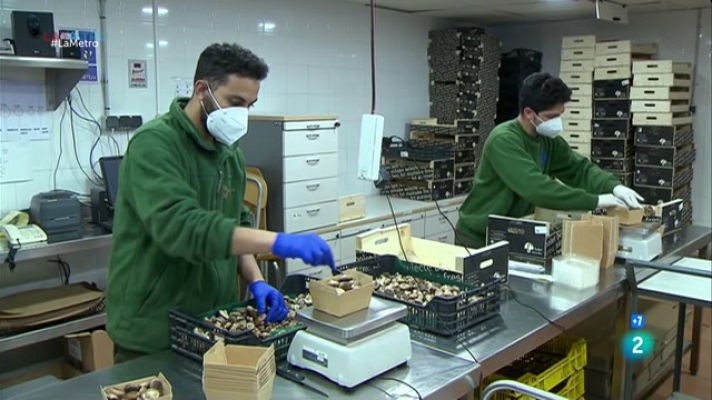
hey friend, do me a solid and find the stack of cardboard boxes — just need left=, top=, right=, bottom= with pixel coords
left=427, top=28, right=501, bottom=152
left=560, top=35, right=596, bottom=158
left=590, top=40, right=656, bottom=185
left=631, top=60, right=695, bottom=229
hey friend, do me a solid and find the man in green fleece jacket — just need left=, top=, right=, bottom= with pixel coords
left=107, top=43, right=335, bottom=360
left=456, top=72, right=644, bottom=248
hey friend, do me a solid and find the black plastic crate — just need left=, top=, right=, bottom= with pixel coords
left=344, top=255, right=505, bottom=336
left=593, top=79, right=631, bottom=99
left=611, top=171, right=633, bottom=187
left=634, top=124, right=693, bottom=147
left=382, top=157, right=454, bottom=180
left=457, top=119, right=480, bottom=134
left=592, top=119, right=631, bottom=139
left=455, top=178, right=474, bottom=195
left=382, top=137, right=454, bottom=161
left=169, top=275, right=311, bottom=363
left=592, top=157, right=634, bottom=172
left=635, top=165, right=693, bottom=189
left=455, top=148, right=476, bottom=164
left=380, top=179, right=454, bottom=201
left=591, top=139, right=634, bottom=159
left=634, top=184, right=691, bottom=204
left=635, top=144, right=695, bottom=168
left=455, top=163, right=476, bottom=180
left=594, top=100, right=631, bottom=119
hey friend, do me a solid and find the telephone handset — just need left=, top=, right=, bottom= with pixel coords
left=2, top=224, right=48, bottom=245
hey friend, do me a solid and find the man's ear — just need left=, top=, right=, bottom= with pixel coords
left=194, top=80, right=208, bottom=101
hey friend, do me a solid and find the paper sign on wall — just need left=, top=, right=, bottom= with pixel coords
left=128, top=60, right=148, bottom=88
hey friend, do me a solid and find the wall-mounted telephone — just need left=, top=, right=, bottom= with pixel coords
left=2, top=224, right=48, bottom=246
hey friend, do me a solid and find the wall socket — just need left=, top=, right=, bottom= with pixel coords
left=105, top=115, right=143, bottom=130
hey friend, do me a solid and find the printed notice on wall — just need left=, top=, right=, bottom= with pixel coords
left=129, top=60, right=148, bottom=88
left=0, top=139, right=33, bottom=183
left=0, top=80, right=50, bottom=142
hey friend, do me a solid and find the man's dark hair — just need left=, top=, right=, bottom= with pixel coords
left=193, top=43, right=269, bottom=87
left=519, top=72, right=572, bottom=113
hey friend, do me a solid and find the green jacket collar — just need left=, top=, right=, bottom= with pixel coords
left=170, top=97, right=218, bottom=152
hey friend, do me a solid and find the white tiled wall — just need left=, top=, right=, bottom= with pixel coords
left=0, top=0, right=448, bottom=215
left=489, top=8, right=712, bottom=227
left=0, top=0, right=449, bottom=295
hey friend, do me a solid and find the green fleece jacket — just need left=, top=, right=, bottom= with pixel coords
left=106, top=97, right=252, bottom=353
left=456, top=119, right=620, bottom=248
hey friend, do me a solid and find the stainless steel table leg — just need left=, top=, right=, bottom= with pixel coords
left=614, top=295, right=633, bottom=400
left=689, top=306, right=702, bottom=375
left=673, top=302, right=687, bottom=392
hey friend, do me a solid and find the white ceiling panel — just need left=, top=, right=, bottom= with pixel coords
left=335, top=0, right=710, bottom=22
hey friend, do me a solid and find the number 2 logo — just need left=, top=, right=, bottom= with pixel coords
left=632, top=336, right=644, bottom=354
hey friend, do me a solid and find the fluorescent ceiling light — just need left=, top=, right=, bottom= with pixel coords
left=258, top=21, right=276, bottom=33
left=142, top=6, right=168, bottom=15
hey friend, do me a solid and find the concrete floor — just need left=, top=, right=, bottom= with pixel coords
left=649, top=308, right=711, bottom=400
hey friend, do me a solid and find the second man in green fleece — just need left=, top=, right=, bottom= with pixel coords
left=456, top=72, right=643, bottom=249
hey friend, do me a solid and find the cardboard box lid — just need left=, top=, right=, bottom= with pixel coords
left=0, top=282, right=103, bottom=318
left=563, top=219, right=604, bottom=263
left=607, top=207, right=644, bottom=225
left=64, top=330, right=114, bottom=372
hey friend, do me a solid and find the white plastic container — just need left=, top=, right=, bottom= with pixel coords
left=552, top=255, right=600, bottom=289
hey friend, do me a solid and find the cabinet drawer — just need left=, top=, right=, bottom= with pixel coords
left=283, top=120, right=339, bottom=131
left=284, top=201, right=338, bottom=232
left=283, top=153, right=338, bottom=182
left=283, top=128, right=338, bottom=156
left=425, top=209, right=459, bottom=237
left=284, top=177, right=339, bottom=208
left=382, top=213, right=425, bottom=238
left=427, top=230, right=455, bottom=245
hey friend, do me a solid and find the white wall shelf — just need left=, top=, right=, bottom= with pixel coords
left=0, top=55, right=88, bottom=110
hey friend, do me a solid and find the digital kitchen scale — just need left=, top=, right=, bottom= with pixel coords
left=287, top=297, right=412, bottom=388
left=617, top=221, right=663, bottom=261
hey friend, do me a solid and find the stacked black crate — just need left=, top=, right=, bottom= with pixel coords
left=560, top=35, right=595, bottom=158
left=590, top=40, right=656, bottom=185
left=496, top=49, right=541, bottom=124
left=408, top=119, right=480, bottom=197
left=631, top=61, right=695, bottom=230
left=428, top=28, right=500, bottom=163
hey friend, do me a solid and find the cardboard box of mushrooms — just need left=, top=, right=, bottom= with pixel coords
left=310, top=270, right=374, bottom=317
left=101, top=373, right=172, bottom=400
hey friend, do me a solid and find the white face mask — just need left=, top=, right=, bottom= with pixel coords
left=532, top=114, right=563, bottom=138
left=204, top=86, right=249, bottom=146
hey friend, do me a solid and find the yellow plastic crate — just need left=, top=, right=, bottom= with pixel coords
left=482, top=369, right=585, bottom=400
left=554, top=369, right=585, bottom=399
left=482, top=336, right=587, bottom=399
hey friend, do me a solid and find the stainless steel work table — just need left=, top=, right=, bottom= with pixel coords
left=6, top=225, right=710, bottom=400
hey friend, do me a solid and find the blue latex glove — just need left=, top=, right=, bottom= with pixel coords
left=272, top=233, right=337, bottom=272
left=248, top=281, right=288, bottom=323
